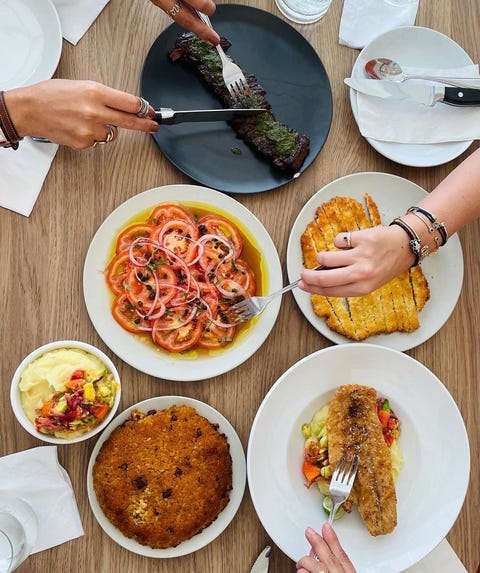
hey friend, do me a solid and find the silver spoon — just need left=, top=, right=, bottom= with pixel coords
left=364, top=57, right=480, bottom=89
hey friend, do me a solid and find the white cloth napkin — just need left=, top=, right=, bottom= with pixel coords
left=51, top=0, right=111, bottom=45
left=353, top=64, right=480, bottom=143
left=339, top=0, right=419, bottom=49
left=404, top=539, right=467, bottom=573
left=0, top=139, right=58, bottom=217
left=0, top=446, right=84, bottom=553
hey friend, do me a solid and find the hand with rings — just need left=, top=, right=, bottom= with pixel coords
left=298, top=225, right=416, bottom=298
left=148, top=0, right=220, bottom=45
left=296, top=525, right=357, bottom=573
left=4, top=79, right=159, bottom=150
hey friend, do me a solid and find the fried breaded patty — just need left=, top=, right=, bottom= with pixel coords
left=301, top=194, right=430, bottom=340
left=92, top=405, right=232, bottom=548
left=327, top=385, right=397, bottom=536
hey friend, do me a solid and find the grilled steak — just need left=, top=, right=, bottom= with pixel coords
left=169, top=33, right=310, bottom=173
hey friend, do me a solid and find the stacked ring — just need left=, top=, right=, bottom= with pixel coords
left=168, top=1, right=181, bottom=18
left=93, top=125, right=117, bottom=147
left=136, top=97, right=150, bottom=118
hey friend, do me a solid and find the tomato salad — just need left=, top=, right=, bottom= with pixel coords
left=105, top=203, right=256, bottom=353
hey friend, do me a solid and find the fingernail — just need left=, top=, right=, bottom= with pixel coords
left=149, top=123, right=159, bottom=133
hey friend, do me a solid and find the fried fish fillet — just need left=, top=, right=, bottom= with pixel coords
left=327, top=384, right=397, bottom=536
left=301, top=194, right=430, bottom=340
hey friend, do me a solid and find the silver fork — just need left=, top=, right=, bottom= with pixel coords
left=195, top=11, right=251, bottom=102
left=327, top=453, right=359, bottom=525
left=227, top=265, right=328, bottom=324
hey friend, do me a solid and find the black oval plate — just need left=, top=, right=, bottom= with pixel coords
left=140, top=4, right=333, bottom=194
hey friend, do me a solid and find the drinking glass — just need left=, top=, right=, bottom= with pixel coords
left=0, top=496, right=37, bottom=573
left=274, top=0, right=333, bottom=24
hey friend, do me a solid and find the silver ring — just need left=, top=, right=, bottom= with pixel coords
left=343, top=232, right=352, bottom=249
left=136, top=97, right=150, bottom=118
left=168, top=1, right=181, bottom=18
left=93, top=125, right=117, bottom=147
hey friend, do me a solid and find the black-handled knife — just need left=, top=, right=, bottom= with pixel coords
left=153, top=107, right=266, bottom=124
left=344, top=78, right=480, bottom=107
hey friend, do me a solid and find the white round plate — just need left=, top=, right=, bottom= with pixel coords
left=87, top=396, right=246, bottom=557
left=0, top=0, right=62, bottom=90
left=286, top=172, right=463, bottom=351
left=83, top=184, right=282, bottom=381
left=349, top=26, right=474, bottom=167
left=247, top=344, right=470, bottom=572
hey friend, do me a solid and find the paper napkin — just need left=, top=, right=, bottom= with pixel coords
left=352, top=64, right=480, bottom=143
left=0, top=139, right=58, bottom=217
left=339, top=0, right=419, bottom=49
left=405, top=538, right=468, bottom=573
left=0, top=446, right=84, bottom=553
left=51, top=0, right=111, bottom=45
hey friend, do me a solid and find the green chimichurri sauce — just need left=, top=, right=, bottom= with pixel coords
left=184, top=36, right=298, bottom=156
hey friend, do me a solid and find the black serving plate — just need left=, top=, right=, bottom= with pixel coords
left=141, top=4, right=333, bottom=194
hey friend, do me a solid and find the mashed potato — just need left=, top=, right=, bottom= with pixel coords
left=19, top=348, right=109, bottom=423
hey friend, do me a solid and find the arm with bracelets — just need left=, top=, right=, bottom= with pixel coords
left=299, top=148, right=480, bottom=298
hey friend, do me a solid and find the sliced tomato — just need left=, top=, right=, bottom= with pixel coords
left=115, top=223, right=156, bottom=254
left=124, top=265, right=177, bottom=312
left=216, top=258, right=256, bottom=297
left=150, top=219, right=200, bottom=264
left=105, top=252, right=132, bottom=295
left=147, top=203, right=196, bottom=226
left=112, top=294, right=152, bottom=333
left=198, top=214, right=243, bottom=258
left=197, top=318, right=236, bottom=349
left=152, top=318, right=204, bottom=352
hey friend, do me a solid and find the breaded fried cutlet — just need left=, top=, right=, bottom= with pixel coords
left=327, top=384, right=397, bottom=536
left=92, top=405, right=232, bottom=548
left=301, top=194, right=430, bottom=340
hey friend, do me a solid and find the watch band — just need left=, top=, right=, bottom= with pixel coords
left=0, top=91, right=22, bottom=150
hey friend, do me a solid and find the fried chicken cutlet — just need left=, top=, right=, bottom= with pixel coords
left=301, top=195, right=430, bottom=340
left=327, top=384, right=397, bottom=536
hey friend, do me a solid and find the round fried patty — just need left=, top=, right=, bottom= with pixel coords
left=92, top=405, right=232, bottom=548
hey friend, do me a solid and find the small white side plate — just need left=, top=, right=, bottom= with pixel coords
left=349, top=26, right=474, bottom=166
left=0, top=0, right=62, bottom=90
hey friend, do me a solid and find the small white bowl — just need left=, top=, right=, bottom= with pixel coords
left=10, top=340, right=121, bottom=445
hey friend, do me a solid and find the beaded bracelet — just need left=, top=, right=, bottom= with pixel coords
left=406, top=206, right=448, bottom=246
left=389, top=217, right=430, bottom=266
left=0, top=91, right=22, bottom=150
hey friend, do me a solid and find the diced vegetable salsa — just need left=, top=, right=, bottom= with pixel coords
left=34, top=368, right=117, bottom=436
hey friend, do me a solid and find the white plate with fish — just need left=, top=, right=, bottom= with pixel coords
left=247, top=344, right=470, bottom=572
left=286, top=172, right=463, bottom=351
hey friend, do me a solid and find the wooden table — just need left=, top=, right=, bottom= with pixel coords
left=1, top=0, right=478, bottom=571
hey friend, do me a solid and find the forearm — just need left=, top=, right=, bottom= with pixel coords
left=418, top=147, right=480, bottom=235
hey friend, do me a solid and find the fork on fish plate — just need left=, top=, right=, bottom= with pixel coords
left=327, top=453, right=359, bottom=526
left=195, top=10, right=252, bottom=102
left=227, top=265, right=332, bottom=324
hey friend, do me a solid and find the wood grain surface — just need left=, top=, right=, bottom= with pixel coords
left=1, top=0, right=478, bottom=571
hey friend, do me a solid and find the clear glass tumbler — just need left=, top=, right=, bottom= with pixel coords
left=274, top=0, right=333, bottom=24
left=0, top=496, right=37, bottom=573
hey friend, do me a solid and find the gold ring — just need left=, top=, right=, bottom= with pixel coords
left=343, top=232, right=352, bottom=249
left=136, top=97, right=150, bottom=118
left=168, top=1, right=181, bottom=18
left=93, top=125, right=117, bottom=147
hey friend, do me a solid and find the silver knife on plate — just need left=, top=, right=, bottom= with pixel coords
left=344, top=78, right=480, bottom=107
left=154, top=107, right=265, bottom=124
left=249, top=546, right=271, bottom=573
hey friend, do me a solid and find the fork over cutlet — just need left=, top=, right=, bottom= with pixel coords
left=301, top=194, right=430, bottom=340
left=327, top=384, right=397, bottom=536
left=168, top=33, right=310, bottom=173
